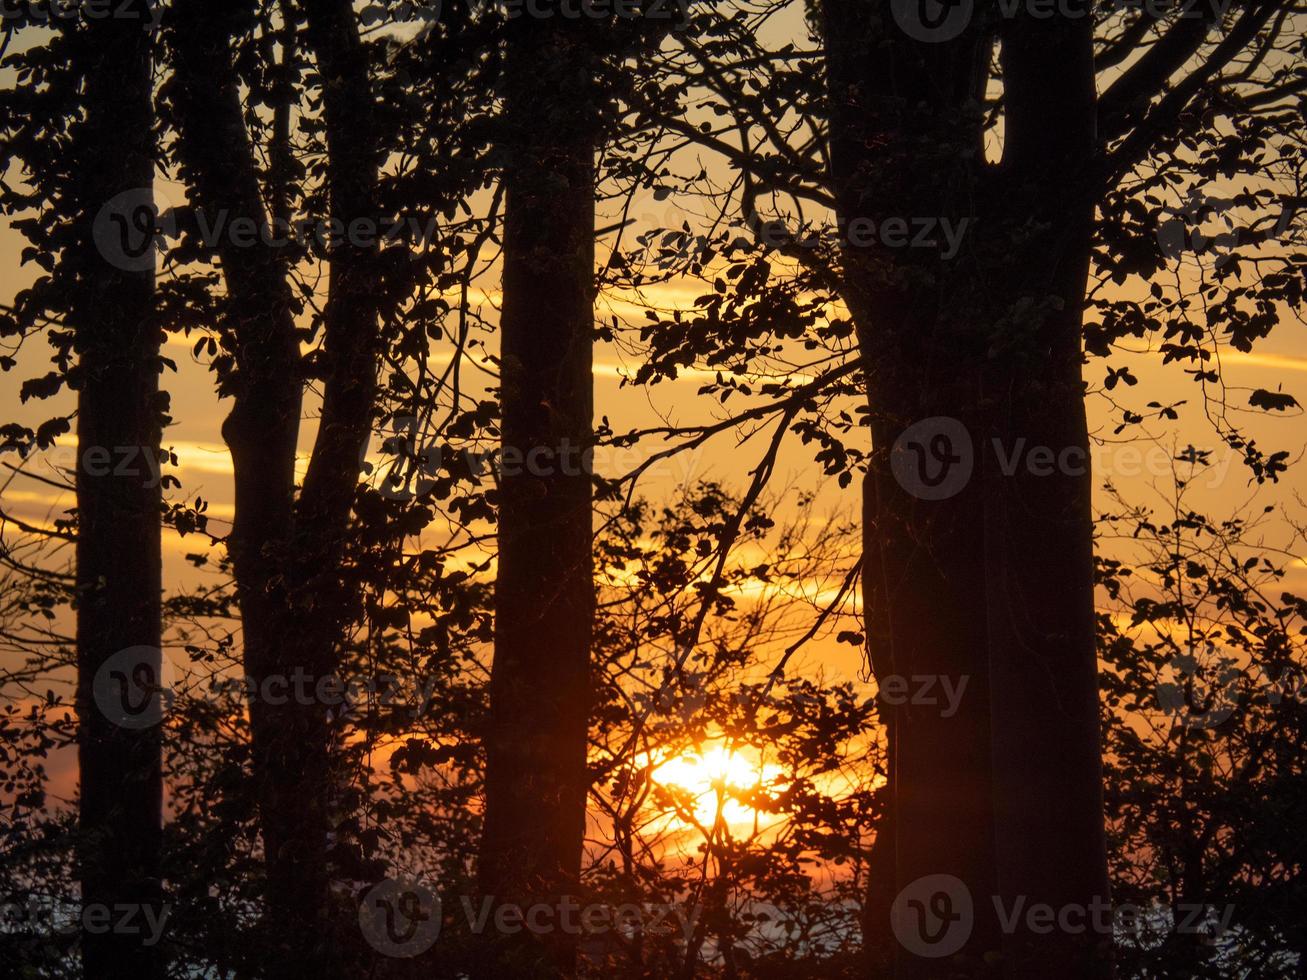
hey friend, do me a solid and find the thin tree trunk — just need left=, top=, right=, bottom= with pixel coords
left=166, top=6, right=311, bottom=972
left=169, top=4, right=383, bottom=972
left=72, top=6, right=164, bottom=978
left=266, top=2, right=384, bottom=971
left=477, top=17, right=598, bottom=978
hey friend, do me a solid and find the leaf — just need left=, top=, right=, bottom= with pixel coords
left=35, top=417, right=70, bottom=449
left=1249, top=388, right=1298, bottom=412
left=19, top=372, right=63, bottom=403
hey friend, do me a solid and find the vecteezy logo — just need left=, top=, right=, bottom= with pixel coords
left=92, top=646, right=173, bottom=729
left=890, top=0, right=974, bottom=43
left=890, top=416, right=974, bottom=500
left=358, top=878, right=441, bottom=957
left=92, top=188, right=175, bottom=274
left=1156, top=649, right=1244, bottom=730
left=359, top=415, right=442, bottom=501
left=891, top=874, right=973, bottom=958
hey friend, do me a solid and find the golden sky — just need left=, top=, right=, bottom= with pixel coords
left=1, top=13, right=1304, bottom=701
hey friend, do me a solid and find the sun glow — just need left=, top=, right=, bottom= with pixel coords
left=650, top=744, right=785, bottom=829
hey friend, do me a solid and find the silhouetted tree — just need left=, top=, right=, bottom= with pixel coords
left=68, top=4, right=165, bottom=977
left=613, top=3, right=1302, bottom=973
left=165, top=1, right=422, bottom=971
left=477, top=10, right=601, bottom=976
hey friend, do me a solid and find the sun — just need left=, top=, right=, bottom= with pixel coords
left=649, top=743, right=783, bottom=828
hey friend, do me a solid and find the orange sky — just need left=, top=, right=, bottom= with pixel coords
left=1, top=16, right=1304, bottom=828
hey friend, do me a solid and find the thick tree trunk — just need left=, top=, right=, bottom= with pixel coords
left=72, top=7, right=164, bottom=978
left=822, top=6, right=1004, bottom=974
left=477, top=18, right=598, bottom=979
left=821, top=2, right=1110, bottom=976
left=981, top=16, right=1111, bottom=974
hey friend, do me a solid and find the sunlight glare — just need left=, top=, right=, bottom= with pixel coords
left=650, top=744, right=783, bottom=828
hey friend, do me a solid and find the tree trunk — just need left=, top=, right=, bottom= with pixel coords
left=820, top=2, right=1111, bottom=975
left=168, top=3, right=383, bottom=973
left=477, top=18, right=598, bottom=978
left=268, top=3, right=384, bottom=972
left=166, top=6, right=312, bottom=972
left=72, top=6, right=164, bottom=978
left=171, top=0, right=381, bottom=966
left=981, top=15, right=1111, bottom=974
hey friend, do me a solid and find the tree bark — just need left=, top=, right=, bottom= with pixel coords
left=982, top=13, right=1112, bottom=976
left=168, top=3, right=382, bottom=973
left=477, top=17, right=598, bottom=978
left=72, top=6, right=164, bottom=978
left=166, top=5, right=311, bottom=972
left=820, top=1, right=1111, bottom=975
left=269, top=2, right=384, bottom=971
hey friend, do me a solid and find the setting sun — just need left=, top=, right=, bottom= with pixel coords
left=5, top=0, right=1304, bottom=974
left=650, top=744, right=784, bottom=828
